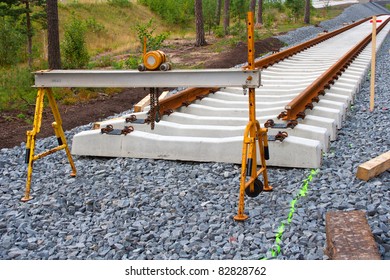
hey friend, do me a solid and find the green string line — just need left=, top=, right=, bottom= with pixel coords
left=260, top=169, right=319, bottom=260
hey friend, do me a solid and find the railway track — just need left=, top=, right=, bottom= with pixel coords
left=70, top=15, right=390, bottom=168
left=3, top=5, right=389, bottom=262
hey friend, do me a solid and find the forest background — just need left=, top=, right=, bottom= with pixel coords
left=0, top=0, right=351, bottom=121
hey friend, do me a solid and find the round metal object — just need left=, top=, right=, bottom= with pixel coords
left=245, top=179, right=263, bottom=197
left=264, top=119, right=275, bottom=128
left=126, top=114, right=137, bottom=123
left=137, top=63, right=146, bottom=72
left=143, top=50, right=166, bottom=70
left=275, top=131, right=288, bottom=142
left=101, top=124, right=113, bottom=134
left=159, top=62, right=171, bottom=71
left=121, top=126, right=134, bottom=135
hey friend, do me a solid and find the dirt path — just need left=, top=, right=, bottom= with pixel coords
left=0, top=36, right=284, bottom=149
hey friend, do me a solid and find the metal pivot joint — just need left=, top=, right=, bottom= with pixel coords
left=22, top=88, right=77, bottom=202
left=234, top=12, right=273, bottom=222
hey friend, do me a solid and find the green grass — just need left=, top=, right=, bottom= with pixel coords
left=57, top=1, right=185, bottom=56
left=0, top=66, right=36, bottom=112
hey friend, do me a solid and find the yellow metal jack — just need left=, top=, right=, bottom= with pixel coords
left=22, top=88, right=76, bottom=202
left=234, top=12, right=272, bottom=222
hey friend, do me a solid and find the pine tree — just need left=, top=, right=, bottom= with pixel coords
left=250, top=0, right=256, bottom=13
left=304, top=0, right=310, bottom=24
left=47, top=0, right=61, bottom=69
left=257, top=0, right=263, bottom=25
left=195, top=0, right=207, bottom=46
left=223, top=0, right=230, bottom=35
left=215, top=0, right=222, bottom=25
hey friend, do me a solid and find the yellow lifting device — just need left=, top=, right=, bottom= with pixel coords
left=22, top=87, right=76, bottom=202
left=234, top=12, right=273, bottom=221
left=138, top=36, right=171, bottom=72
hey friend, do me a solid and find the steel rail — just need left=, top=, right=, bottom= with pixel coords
left=158, top=87, right=219, bottom=116
left=251, top=17, right=369, bottom=69
left=281, top=16, right=390, bottom=121
left=158, top=15, right=379, bottom=116
left=33, top=69, right=260, bottom=88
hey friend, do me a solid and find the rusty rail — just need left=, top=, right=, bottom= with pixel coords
left=158, top=87, right=219, bottom=116
left=157, top=16, right=378, bottom=115
left=280, top=16, right=390, bottom=121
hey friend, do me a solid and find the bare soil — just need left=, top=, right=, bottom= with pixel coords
left=0, top=36, right=284, bottom=149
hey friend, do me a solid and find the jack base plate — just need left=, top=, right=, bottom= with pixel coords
left=234, top=214, right=249, bottom=222
left=21, top=196, right=33, bottom=202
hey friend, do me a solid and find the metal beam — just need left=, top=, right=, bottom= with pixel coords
left=34, top=69, right=261, bottom=88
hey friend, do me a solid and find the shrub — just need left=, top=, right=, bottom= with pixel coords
left=285, top=0, right=305, bottom=20
left=85, top=17, right=106, bottom=34
left=213, top=26, right=225, bottom=38
left=137, top=0, right=193, bottom=25
left=0, top=66, right=35, bottom=112
left=264, top=12, right=276, bottom=28
left=62, top=16, right=90, bottom=69
left=135, top=19, right=170, bottom=52
left=265, top=0, right=284, bottom=12
left=77, top=88, right=98, bottom=100
left=230, top=22, right=246, bottom=39
left=203, top=0, right=217, bottom=34
left=0, top=19, right=24, bottom=66
left=125, top=56, right=142, bottom=69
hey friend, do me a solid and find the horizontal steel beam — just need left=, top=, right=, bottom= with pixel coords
left=34, top=69, right=261, bottom=88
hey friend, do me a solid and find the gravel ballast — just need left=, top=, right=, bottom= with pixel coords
left=0, top=3, right=389, bottom=260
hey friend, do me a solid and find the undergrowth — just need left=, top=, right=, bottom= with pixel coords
left=0, top=1, right=347, bottom=114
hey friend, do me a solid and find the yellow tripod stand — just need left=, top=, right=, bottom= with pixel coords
left=22, top=88, right=76, bottom=202
left=234, top=12, right=273, bottom=221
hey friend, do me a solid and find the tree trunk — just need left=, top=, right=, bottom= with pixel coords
left=47, top=0, right=61, bottom=69
left=250, top=0, right=256, bottom=13
left=195, top=0, right=207, bottom=47
left=215, top=0, right=222, bottom=26
left=257, top=0, right=263, bottom=25
left=223, top=0, right=230, bottom=35
left=304, top=0, right=310, bottom=24
left=25, top=0, right=33, bottom=69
